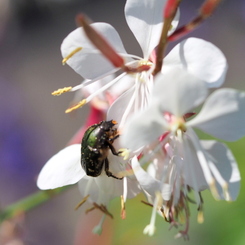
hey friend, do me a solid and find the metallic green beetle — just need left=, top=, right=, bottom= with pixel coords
left=81, top=120, right=123, bottom=179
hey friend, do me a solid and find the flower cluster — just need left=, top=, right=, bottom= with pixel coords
left=37, top=0, right=245, bottom=239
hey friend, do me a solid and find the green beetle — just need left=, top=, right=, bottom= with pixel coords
left=81, top=120, right=123, bottom=179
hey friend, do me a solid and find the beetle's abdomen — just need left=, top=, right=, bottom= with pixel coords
left=81, top=147, right=104, bottom=177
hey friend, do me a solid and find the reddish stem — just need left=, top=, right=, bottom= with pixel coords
left=153, top=0, right=181, bottom=76
left=168, top=0, right=222, bottom=42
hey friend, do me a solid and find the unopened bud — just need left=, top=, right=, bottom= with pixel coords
left=164, top=0, right=180, bottom=19
left=200, top=0, right=222, bottom=17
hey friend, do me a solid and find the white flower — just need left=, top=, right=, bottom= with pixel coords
left=36, top=141, right=140, bottom=233
left=121, top=66, right=245, bottom=236
left=122, top=66, right=245, bottom=198
left=54, top=0, right=227, bottom=131
left=57, top=0, right=179, bottom=123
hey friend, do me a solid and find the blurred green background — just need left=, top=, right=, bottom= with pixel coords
left=0, top=0, right=244, bottom=244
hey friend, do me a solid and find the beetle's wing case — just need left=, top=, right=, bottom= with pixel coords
left=81, top=122, right=100, bottom=148
left=81, top=121, right=105, bottom=177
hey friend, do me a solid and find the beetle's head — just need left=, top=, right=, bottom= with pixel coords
left=101, top=120, right=117, bottom=131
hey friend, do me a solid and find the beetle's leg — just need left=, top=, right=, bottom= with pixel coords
left=104, top=158, right=123, bottom=180
left=108, top=134, right=119, bottom=142
left=108, top=142, right=121, bottom=156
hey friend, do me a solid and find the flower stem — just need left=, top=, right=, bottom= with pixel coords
left=0, top=186, right=70, bottom=223
left=153, top=0, right=181, bottom=76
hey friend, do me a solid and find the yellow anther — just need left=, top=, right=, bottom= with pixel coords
left=139, top=59, right=152, bottom=66
left=52, top=86, right=72, bottom=96
left=74, top=195, right=89, bottom=210
left=62, top=47, right=82, bottom=65
left=65, top=99, right=87, bottom=113
left=179, top=212, right=186, bottom=224
left=197, top=211, right=204, bottom=224
left=222, top=182, right=232, bottom=201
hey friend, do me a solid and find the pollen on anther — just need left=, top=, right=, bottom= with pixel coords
left=52, top=87, right=72, bottom=96
left=65, top=99, right=87, bottom=113
left=197, top=211, right=204, bottom=224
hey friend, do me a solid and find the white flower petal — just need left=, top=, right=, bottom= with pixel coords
left=37, top=144, right=85, bottom=190
left=188, top=89, right=245, bottom=141
left=182, top=135, right=208, bottom=192
left=147, top=160, right=171, bottom=201
left=123, top=174, right=141, bottom=199
left=131, top=156, right=161, bottom=196
left=108, top=73, right=134, bottom=97
left=201, top=140, right=240, bottom=200
left=61, top=23, right=127, bottom=79
left=78, top=174, right=122, bottom=205
left=121, top=104, right=167, bottom=151
left=153, top=67, right=208, bottom=116
left=163, top=38, right=228, bottom=88
left=107, top=80, right=135, bottom=126
left=78, top=177, right=100, bottom=202
left=125, top=0, right=179, bottom=59
left=78, top=168, right=138, bottom=205
left=95, top=175, right=122, bottom=202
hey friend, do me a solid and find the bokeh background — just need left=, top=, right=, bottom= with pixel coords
left=0, top=0, right=245, bottom=244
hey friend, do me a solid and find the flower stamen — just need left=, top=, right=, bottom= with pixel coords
left=222, top=182, right=231, bottom=201
left=74, top=194, right=90, bottom=210
left=65, top=99, right=87, bottom=113
left=209, top=178, right=220, bottom=200
left=92, top=203, right=114, bottom=219
left=143, top=192, right=162, bottom=236
left=52, top=86, right=72, bottom=96
left=65, top=72, right=127, bottom=113
left=62, top=47, right=82, bottom=65
left=120, top=195, right=126, bottom=219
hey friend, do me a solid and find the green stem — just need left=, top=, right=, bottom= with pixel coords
left=0, top=186, right=70, bottom=222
